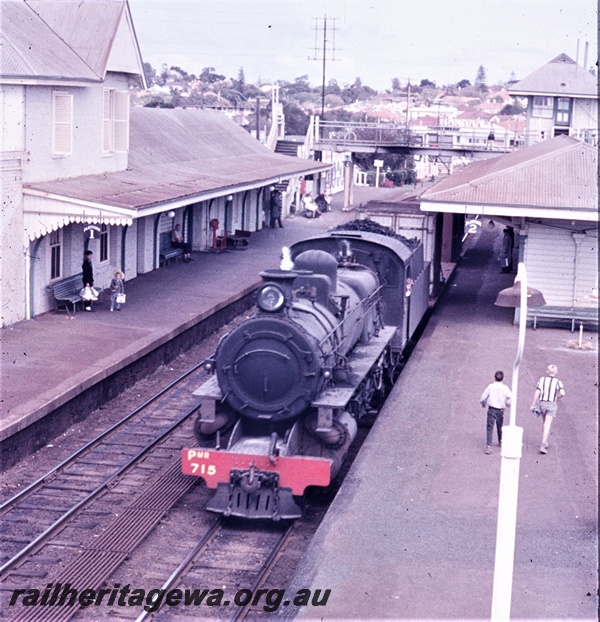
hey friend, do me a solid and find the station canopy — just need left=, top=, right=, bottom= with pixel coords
left=420, top=135, right=597, bottom=221
left=23, top=108, right=331, bottom=240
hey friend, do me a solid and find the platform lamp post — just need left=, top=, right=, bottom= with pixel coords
left=491, top=262, right=545, bottom=621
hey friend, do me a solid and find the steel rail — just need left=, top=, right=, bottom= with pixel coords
left=133, top=518, right=223, bottom=622
left=0, top=360, right=205, bottom=513
left=0, top=405, right=197, bottom=577
left=228, top=522, right=296, bottom=622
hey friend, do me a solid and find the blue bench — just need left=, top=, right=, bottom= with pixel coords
left=159, top=232, right=184, bottom=265
left=52, top=274, right=83, bottom=315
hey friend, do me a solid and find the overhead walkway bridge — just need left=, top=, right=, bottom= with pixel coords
left=312, top=119, right=515, bottom=158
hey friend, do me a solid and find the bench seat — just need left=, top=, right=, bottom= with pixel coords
left=216, top=229, right=250, bottom=250
left=52, top=274, right=84, bottom=315
left=528, top=306, right=599, bottom=331
left=159, top=232, right=184, bottom=265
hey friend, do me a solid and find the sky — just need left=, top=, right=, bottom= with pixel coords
left=128, top=0, right=598, bottom=91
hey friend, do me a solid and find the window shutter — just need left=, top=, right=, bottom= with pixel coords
left=103, top=89, right=113, bottom=152
left=53, top=92, right=72, bottom=156
left=113, top=91, right=129, bottom=152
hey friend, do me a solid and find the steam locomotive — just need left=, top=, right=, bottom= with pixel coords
left=182, top=222, right=430, bottom=520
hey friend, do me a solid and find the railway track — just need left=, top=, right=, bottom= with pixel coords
left=0, top=367, right=205, bottom=572
left=130, top=518, right=295, bottom=622
left=0, top=355, right=219, bottom=620
left=0, top=358, right=370, bottom=622
left=0, top=310, right=337, bottom=622
left=62, top=490, right=334, bottom=622
left=3, top=458, right=332, bottom=622
left=1, top=311, right=396, bottom=622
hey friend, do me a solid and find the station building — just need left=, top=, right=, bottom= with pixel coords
left=1, top=0, right=329, bottom=327
left=420, top=135, right=598, bottom=328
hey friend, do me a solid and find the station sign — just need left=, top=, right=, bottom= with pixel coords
left=84, top=224, right=102, bottom=240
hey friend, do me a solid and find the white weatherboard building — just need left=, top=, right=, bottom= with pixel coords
left=1, top=0, right=144, bottom=326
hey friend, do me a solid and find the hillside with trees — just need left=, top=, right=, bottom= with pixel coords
left=136, top=62, right=527, bottom=188
left=139, top=61, right=522, bottom=131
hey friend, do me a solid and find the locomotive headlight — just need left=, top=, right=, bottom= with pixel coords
left=257, top=284, right=285, bottom=312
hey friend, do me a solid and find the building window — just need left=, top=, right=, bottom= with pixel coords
left=103, top=89, right=129, bottom=153
left=100, top=224, right=109, bottom=262
left=52, top=92, right=73, bottom=156
left=555, top=97, right=571, bottom=126
left=50, top=230, right=62, bottom=280
left=531, top=96, right=553, bottom=118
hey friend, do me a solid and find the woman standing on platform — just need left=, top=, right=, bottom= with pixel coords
left=82, top=250, right=94, bottom=311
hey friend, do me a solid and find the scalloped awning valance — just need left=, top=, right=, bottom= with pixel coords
left=23, top=194, right=135, bottom=241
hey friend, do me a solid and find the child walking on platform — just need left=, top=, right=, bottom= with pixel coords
left=110, top=270, right=125, bottom=312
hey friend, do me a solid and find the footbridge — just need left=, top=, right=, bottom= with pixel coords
left=312, top=119, right=515, bottom=158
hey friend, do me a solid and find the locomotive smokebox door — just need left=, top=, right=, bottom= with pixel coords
left=215, top=317, right=323, bottom=422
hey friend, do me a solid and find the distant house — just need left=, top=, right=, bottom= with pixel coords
left=508, top=53, right=598, bottom=146
left=0, top=0, right=329, bottom=327
left=420, top=136, right=598, bottom=327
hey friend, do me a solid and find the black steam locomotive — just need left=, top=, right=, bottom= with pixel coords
left=182, top=222, right=430, bottom=520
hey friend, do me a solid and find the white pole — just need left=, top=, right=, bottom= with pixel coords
left=491, top=262, right=527, bottom=620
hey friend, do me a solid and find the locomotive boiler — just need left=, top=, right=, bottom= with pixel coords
left=182, top=222, right=429, bottom=520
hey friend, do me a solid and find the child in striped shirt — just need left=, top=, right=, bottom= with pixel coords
left=530, top=364, right=565, bottom=454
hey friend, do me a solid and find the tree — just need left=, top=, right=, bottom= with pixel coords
left=475, top=65, right=488, bottom=93
left=500, top=101, right=525, bottom=116
left=157, top=63, right=169, bottom=86
left=170, top=65, right=190, bottom=81
left=233, top=67, right=246, bottom=93
left=144, top=99, right=175, bottom=109
left=420, top=78, right=436, bottom=88
left=456, top=79, right=471, bottom=89
left=325, top=79, right=341, bottom=96
left=340, top=77, right=375, bottom=104
left=143, top=62, right=156, bottom=86
left=280, top=76, right=312, bottom=98
left=391, top=77, right=402, bottom=91
left=282, top=103, right=309, bottom=135
left=324, top=94, right=344, bottom=108
left=199, top=67, right=225, bottom=84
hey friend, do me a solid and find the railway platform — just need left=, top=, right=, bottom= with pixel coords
left=0, top=186, right=416, bottom=465
left=283, top=225, right=598, bottom=620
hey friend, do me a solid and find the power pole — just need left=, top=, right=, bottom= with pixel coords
left=309, top=15, right=338, bottom=120
left=406, top=78, right=411, bottom=130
